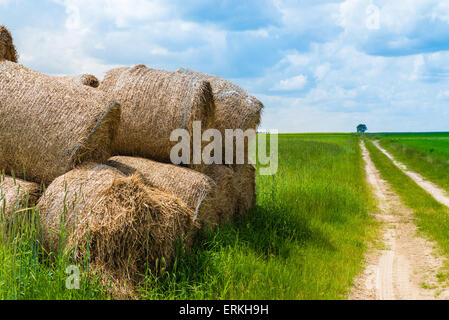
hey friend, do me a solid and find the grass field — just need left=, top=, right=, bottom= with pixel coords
left=0, top=134, right=376, bottom=300
left=370, top=132, right=449, bottom=192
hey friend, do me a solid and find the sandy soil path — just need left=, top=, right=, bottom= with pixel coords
left=349, top=141, right=449, bottom=300
left=373, top=141, right=449, bottom=208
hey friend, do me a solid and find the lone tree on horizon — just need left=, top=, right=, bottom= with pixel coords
left=357, top=124, right=368, bottom=133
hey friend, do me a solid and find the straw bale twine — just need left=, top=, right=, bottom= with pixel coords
left=0, top=26, right=17, bottom=63
left=38, top=163, right=197, bottom=283
left=99, top=64, right=215, bottom=163
left=0, top=61, right=121, bottom=185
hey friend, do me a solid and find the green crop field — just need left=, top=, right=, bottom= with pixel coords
left=0, top=134, right=377, bottom=300
left=370, top=132, right=449, bottom=192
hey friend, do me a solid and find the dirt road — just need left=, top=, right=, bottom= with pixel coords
left=373, top=141, right=449, bottom=208
left=349, top=141, right=449, bottom=300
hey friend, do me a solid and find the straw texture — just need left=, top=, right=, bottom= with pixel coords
left=98, top=64, right=215, bottom=163
left=0, top=61, right=121, bottom=185
left=55, top=74, right=100, bottom=88
left=108, top=156, right=234, bottom=229
left=0, top=175, right=40, bottom=215
left=38, top=163, right=197, bottom=287
left=177, top=68, right=263, bottom=131
left=198, top=164, right=237, bottom=224
left=0, top=26, right=17, bottom=63
left=234, top=164, right=256, bottom=215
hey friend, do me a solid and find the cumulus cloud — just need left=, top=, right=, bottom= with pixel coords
left=272, top=74, right=308, bottom=91
left=1, top=0, right=449, bottom=132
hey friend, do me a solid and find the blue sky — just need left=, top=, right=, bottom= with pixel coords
left=1, top=0, right=449, bottom=133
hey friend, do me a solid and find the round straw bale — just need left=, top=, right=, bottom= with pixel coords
left=0, top=61, right=121, bottom=185
left=177, top=68, right=263, bottom=131
left=233, top=164, right=256, bottom=215
left=98, top=66, right=128, bottom=90
left=197, top=164, right=237, bottom=224
left=98, top=64, right=215, bottom=163
left=108, top=156, right=234, bottom=229
left=0, top=26, right=18, bottom=63
left=55, top=74, right=100, bottom=88
left=0, top=175, right=40, bottom=215
left=38, top=163, right=197, bottom=280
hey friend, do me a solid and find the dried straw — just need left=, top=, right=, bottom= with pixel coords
left=177, top=68, right=263, bottom=131
left=0, top=61, right=121, bottom=185
left=99, top=64, right=215, bottom=163
left=55, top=74, right=100, bottom=88
left=233, top=164, right=256, bottom=215
left=0, top=175, right=40, bottom=215
left=38, top=163, right=197, bottom=292
left=197, top=164, right=237, bottom=224
left=108, top=156, right=235, bottom=229
left=0, top=26, right=18, bottom=63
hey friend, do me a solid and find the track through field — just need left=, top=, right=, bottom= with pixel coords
left=349, top=141, right=449, bottom=300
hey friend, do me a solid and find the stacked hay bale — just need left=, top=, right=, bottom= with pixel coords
left=108, top=156, right=236, bottom=229
left=98, top=64, right=215, bottom=163
left=0, top=25, right=265, bottom=296
left=177, top=68, right=263, bottom=133
left=177, top=68, right=263, bottom=214
left=0, top=61, right=121, bottom=185
left=38, top=163, right=197, bottom=295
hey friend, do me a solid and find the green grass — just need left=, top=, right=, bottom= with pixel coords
left=0, top=134, right=377, bottom=300
left=365, top=139, right=449, bottom=271
left=370, top=132, right=449, bottom=192
left=139, top=134, right=377, bottom=300
left=0, top=205, right=108, bottom=300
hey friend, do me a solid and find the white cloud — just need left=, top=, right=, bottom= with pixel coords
left=3, top=0, right=449, bottom=132
left=272, top=74, right=307, bottom=91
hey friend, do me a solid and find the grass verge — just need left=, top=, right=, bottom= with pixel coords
left=374, top=135, right=449, bottom=192
left=139, top=134, right=377, bottom=300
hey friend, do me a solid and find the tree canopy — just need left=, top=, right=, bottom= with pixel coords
left=357, top=124, right=368, bottom=133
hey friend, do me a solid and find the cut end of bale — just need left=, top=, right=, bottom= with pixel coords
left=0, top=25, right=18, bottom=63
left=69, top=101, right=121, bottom=170
left=38, top=163, right=198, bottom=295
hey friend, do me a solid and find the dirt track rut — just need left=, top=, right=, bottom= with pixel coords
left=349, top=141, right=449, bottom=300
left=373, top=141, right=449, bottom=208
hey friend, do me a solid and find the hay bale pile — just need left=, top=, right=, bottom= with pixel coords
left=177, top=68, right=262, bottom=210
left=39, top=163, right=196, bottom=292
left=0, top=25, right=264, bottom=296
left=108, top=156, right=235, bottom=229
left=177, top=68, right=263, bottom=131
left=0, top=61, right=121, bottom=184
left=99, top=64, right=215, bottom=163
